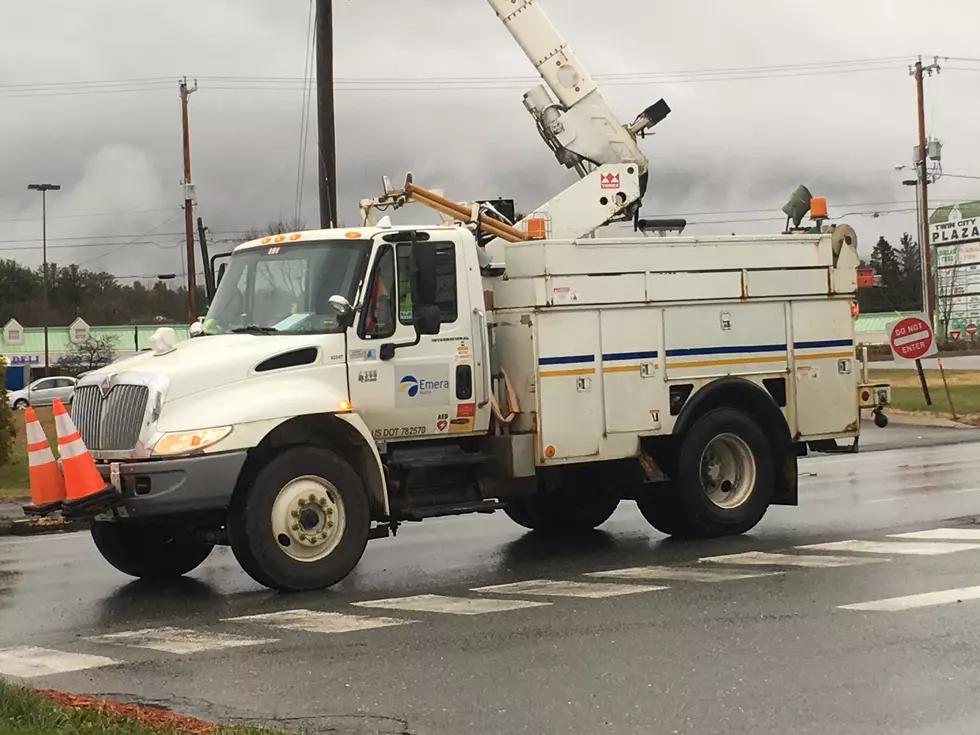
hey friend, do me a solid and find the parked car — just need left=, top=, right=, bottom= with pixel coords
left=7, top=376, right=77, bottom=410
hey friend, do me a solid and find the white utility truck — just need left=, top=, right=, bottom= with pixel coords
left=74, top=0, right=890, bottom=592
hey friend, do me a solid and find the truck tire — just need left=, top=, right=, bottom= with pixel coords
left=638, top=408, right=774, bottom=538
left=228, top=446, right=370, bottom=593
left=503, top=469, right=619, bottom=534
left=91, top=522, right=214, bottom=580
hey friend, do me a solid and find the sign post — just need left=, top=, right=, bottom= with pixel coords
left=888, top=314, right=938, bottom=406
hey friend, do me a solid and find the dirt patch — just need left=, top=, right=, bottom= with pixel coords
left=35, top=689, right=226, bottom=734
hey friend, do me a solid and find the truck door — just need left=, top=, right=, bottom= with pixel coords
left=346, top=235, right=479, bottom=442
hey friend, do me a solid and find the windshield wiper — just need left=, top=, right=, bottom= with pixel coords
left=230, top=325, right=280, bottom=334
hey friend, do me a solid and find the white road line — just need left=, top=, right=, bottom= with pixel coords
left=352, top=594, right=551, bottom=616
left=0, top=646, right=118, bottom=679
left=866, top=487, right=980, bottom=504
left=585, top=566, right=780, bottom=583
left=700, top=551, right=886, bottom=568
left=472, top=579, right=666, bottom=599
left=889, top=528, right=980, bottom=541
left=840, top=585, right=980, bottom=612
left=85, top=627, right=278, bottom=655
left=224, top=609, right=413, bottom=634
left=797, top=540, right=980, bottom=556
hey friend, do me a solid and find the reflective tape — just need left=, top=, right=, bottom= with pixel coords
left=26, top=421, right=48, bottom=444
left=58, top=438, right=89, bottom=460
left=28, top=446, right=56, bottom=467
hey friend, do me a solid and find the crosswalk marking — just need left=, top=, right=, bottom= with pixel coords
left=840, top=585, right=980, bottom=612
left=352, top=594, right=550, bottom=616
left=472, top=579, right=665, bottom=599
left=700, top=551, right=885, bottom=568
left=224, top=609, right=413, bottom=634
left=797, top=540, right=980, bottom=556
left=0, top=646, right=118, bottom=679
left=586, top=566, right=780, bottom=583
left=85, top=627, right=278, bottom=654
left=889, top=528, right=980, bottom=541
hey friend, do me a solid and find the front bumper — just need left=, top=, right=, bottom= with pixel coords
left=94, top=451, right=248, bottom=519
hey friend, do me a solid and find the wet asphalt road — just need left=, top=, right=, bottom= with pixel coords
left=3, top=424, right=980, bottom=734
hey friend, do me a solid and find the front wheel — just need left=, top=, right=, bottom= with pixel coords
left=638, top=408, right=775, bottom=539
left=228, top=446, right=371, bottom=593
left=12, top=399, right=27, bottom=410
left=91, top=522, right=214, bottom=580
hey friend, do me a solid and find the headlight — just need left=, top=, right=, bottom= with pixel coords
left=153, top=426, right=233, bottom=456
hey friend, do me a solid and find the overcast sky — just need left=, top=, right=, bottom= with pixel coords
left=2, top=0, right=980, bottom=287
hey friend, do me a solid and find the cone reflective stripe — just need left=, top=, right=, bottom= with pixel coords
left=22, top=406, right=66, bottom=517
left=52, top=398, right=122, bottom=519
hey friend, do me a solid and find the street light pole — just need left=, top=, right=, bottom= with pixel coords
left=27, top=183, right=61, bottom=375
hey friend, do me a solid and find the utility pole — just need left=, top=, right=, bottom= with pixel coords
left=179, top=77, right=199, bottom=322
left=912, top=57, right=941, bottom=328
left=316, top=0, right=338, bottom=228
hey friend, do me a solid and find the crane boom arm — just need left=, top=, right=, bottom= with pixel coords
left=485, top=0, right=668, bottom=181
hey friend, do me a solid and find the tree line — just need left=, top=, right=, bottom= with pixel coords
left=0, top=221, right=305, bottom=328
left=857, top=232, right=923, bottom=314
left=0, top=226, right=926, bottom=329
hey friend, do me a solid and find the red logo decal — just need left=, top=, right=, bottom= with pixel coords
left=456, top=403, right=476, bottom=418
left=600, top=173, right=621, bottom=190
left=436, top=419, right=448, bottom=432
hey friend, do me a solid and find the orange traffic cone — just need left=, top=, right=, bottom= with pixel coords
left=53, top=398, right=122, bottom=520
left=22, top=407, right=67, bottom=517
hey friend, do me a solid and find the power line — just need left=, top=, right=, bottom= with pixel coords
left=0, top=57, right=914, bottom=99
left=294, top=0, right=317, bottom=224
left=0, top=206, right=179, bottom=224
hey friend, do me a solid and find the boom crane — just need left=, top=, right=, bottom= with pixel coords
left=485, top=0, right=671, bottom=239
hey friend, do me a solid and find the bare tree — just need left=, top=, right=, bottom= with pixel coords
left=935, top=244, right=962, bottom=341
left=58, top=335, right=118, bottom=376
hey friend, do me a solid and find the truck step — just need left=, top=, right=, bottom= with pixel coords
left=396, top=499, right=505, bottom=522
left=387, top=449, right=490, bottom=471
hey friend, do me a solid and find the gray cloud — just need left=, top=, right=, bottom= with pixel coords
left=2, top=0, right=980, bottom=284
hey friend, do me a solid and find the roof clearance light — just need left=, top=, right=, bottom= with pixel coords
left=261, top=237, right=272, bottom=245
left=274, top=235, right=286, bottom=244
left=289, top=233, right=302, bottom=242
left=345, top=231, right=362, bottom=239
left=526, top=217, right=547, bottom=240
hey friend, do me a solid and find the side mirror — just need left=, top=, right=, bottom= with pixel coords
left=414, top=305, right=441, bottom=336
left=328, top=295, right=353, bottom=316
left=328, top=295, right=356, bottom=330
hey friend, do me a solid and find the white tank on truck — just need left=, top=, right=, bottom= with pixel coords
left=63, top=0, right=890, bottom=592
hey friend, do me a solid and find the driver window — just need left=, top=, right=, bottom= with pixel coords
left=361, top=245, right=396, bottom=340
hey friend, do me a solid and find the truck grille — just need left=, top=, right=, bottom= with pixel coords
left=72, top=385, right=150, bottom=451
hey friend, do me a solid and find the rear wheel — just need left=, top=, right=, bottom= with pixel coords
left=228, top=446, right=371, bottom=592
left=637, top=408, right=775, bottom=538
left=503, top=468, right=620, bottom=533
left=91, top=522, right=214, bottom=580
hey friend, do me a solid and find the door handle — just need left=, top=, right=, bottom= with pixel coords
left=474, top=307, right=491, bottom=409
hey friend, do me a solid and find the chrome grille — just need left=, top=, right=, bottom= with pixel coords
left=72, top=384, right=150, bottom=451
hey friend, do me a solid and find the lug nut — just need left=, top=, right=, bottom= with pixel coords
left=291, top=509, right=299, bottom=518
left=308, top=494, right=316, bottom=502
left=292, top=523, right=300, bottom=531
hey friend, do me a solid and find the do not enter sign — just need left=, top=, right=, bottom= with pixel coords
left=887, top=314, right=937, bottom=363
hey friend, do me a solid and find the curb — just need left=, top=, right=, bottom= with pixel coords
left=0, top=517, right=88, bottom=537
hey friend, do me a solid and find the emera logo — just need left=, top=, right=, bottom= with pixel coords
left=398, top=375, right=420, bottom=398
left=398, top=374, right=450, bottom=399
left=600, top=173, right=620, bottom=190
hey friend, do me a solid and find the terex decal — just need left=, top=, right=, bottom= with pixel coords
left=600, top=172, right=620, bottom=190
left=396, top=365, right=451, bottom=406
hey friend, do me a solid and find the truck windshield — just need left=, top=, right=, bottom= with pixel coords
left=201, top=239, right=369, bottom=335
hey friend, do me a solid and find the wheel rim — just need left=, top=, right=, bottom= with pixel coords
left=699, top=433, right=756, bottom=510
left=270, top=475, right=347, bottom=563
